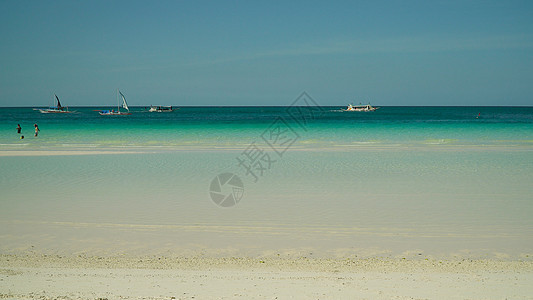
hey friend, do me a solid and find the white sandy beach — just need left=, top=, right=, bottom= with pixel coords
left=1, top=254, right=533, bottom=299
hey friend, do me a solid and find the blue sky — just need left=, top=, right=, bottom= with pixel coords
left=1, top=0, right=532, bottom=106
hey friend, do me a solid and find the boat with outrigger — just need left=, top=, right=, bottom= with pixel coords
left=97, top=90, right=132, bottom=115
left=148, top=105, right=176, bottom=112
left=35, top=94, right=73, bottom=113
left=343, top=103, right=379, bottom=112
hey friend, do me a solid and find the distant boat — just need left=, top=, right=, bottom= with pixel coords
left=35, top=94, right=73, bottom=113
left=148, top=105, right=176, bottom=112
left=343, top=103, right=379, bottom=112
left=98, top=90, right=132, bottom=115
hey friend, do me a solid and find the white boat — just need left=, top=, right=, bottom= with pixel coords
left=35, top=94, right=72, bottom=113
left=344, top=104, right=379, bottom=112
left=148, top=105, right=175, bottom=112
left=98, top=90, right=132, bottom=115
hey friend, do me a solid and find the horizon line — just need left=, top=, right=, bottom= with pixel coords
left=2, top=105, right=533, bottom=108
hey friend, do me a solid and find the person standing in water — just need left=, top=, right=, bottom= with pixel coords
left=16, top=124, right=21, bottom=134
left=34, top=124, right=40, bottom=137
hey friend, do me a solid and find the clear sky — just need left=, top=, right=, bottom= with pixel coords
left=1, top=0, right=532, bottom=106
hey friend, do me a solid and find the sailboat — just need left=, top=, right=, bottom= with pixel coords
left=98, top=90, right=132, bottom=115
left=36, top=94, right=72, bottom=113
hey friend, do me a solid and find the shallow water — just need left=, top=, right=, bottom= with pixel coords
left=1, top=106, right=532, bottom=257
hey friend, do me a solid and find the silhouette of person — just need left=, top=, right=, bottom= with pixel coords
left=34, top=124, right=40, bottom=137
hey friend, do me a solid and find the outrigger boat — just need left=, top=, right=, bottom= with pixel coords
left=35, top=94, right=73, bottom=113
left=344, top=104, right=379, bottom=112
left=97, top=90, right=132, bottom=115
left=148, top=105, right=175, bottom=112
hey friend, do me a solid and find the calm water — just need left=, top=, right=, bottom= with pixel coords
left=1, top=106, right=533, bottom=148
left=1, top=106, right=532, bottom=257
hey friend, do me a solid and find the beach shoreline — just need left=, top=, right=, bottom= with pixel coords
left=2, top=106, right=532, bottom=298
left=1, top=143, right=532, bottom=157
left=1, top=254, right=532, bottom=299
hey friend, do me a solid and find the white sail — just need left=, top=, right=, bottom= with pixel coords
left=119, top=91, right=129, bottom=111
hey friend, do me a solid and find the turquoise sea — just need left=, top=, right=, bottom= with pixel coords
left=1, top=105, right=532, bottom=258
left=1, top=106, right=533, bottom=148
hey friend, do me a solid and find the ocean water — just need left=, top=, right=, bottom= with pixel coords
left=1, top=106, right=533, bottom=149
left=1, top=106, right=532, bottom=258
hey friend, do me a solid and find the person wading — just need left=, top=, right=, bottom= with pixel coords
left=34, top=124, right=40, bottom=137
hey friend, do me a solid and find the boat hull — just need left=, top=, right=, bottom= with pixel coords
left=38, top=109, right=72, bottom=114
left=344, top=107, right=379, bottom=112
left=149, top=109, right=174, bottom=112
left=99, top=112, right=132, bottom=115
